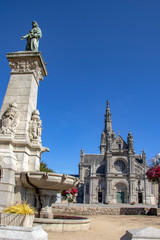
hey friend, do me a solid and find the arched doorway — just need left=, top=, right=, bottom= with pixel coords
left=115, top=183, right=127, bottom=203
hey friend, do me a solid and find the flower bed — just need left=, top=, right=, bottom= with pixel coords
left=0, top=201, right=36, bottom=227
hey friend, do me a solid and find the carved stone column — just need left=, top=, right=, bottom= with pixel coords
left=0, top=51, right=48, bottom=172
left=1, top=51, right=47, bottom=137
left=0, top=52, right=48, bottom=210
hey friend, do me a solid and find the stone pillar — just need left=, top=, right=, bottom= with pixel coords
left=128, top=153, right=136, bottom=203
left=105, top=151, right=113, bottom=203
left=105, top=178, right=113, bottom=203
left=0, top=51, right=48, bottom=172
left=0, top=151, right=17, bottom=211
left=89, top=162, right=97, bottom=204
left=0, top=52, right=48, bottom=210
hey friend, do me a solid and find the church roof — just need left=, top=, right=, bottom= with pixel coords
left=83, top=154, right=104, bottom=164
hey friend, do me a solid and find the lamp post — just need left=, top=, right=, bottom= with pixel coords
left=152, top=153, right=160, bottom=208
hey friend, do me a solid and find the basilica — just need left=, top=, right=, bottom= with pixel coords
left=78, top=101, right=156, bottom=204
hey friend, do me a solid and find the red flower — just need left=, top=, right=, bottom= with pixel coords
left=146, top=166, right=160, bottom=183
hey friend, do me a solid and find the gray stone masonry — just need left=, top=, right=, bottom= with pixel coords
left=121, top=227, right=160, bottom=240
left=0, top=225, right=48, bottom=240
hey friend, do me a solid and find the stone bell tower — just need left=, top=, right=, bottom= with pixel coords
left=0, top=51, right=48, bottom=209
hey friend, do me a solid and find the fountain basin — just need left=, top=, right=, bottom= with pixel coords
left=34, top=215, right=90, bottom=232
left=19, top=172, right=79, bottom=190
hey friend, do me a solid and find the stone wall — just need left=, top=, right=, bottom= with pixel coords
left=51, top=205, right=157, bottom=216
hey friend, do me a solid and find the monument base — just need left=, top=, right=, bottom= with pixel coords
left=0, top=225, right=48, bottom=240
left=121, top=226, right=160, bottom=240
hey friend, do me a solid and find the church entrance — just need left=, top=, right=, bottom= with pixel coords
left=98, top=192, right=102, bottom=203
left=117, top=192, right=124, bottom=203
left=115, top=182, right=127, bottom=204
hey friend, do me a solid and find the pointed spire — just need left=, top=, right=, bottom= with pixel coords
left=80, top=148, right=84, bottom=162
left=80, top=148, right=84, bottom=156
left=127, top=131, right=134, bottom=150
left=104, top=100, right=112, bottom=133
left=107, top=100, right=109, bottom=109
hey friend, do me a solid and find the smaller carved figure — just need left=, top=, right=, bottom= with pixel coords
left=127, top=131, right=133, bottom=149
left=21, top=21, right=42, bottom=51
left=29, top=110, right=42, bottom=142
left=0, top=102, right=19, bottom=134
left=101, top=131, right=105, bottom=144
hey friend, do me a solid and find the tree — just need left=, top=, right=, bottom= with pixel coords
left=40, top=160, right=54, bottom=173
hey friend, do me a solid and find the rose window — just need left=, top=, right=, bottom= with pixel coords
left=114, top=160, right=126, bottom=172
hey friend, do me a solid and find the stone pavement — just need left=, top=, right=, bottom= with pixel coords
left=47, top=214, right=160, bottom=240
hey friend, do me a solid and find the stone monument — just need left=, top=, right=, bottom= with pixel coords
left=0, top=22, right=79, bottom=216
left=0, top=51, right=48, bottom=210
left=121, top=226, right=160, bottom=240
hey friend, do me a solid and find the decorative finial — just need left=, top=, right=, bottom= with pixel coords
left=118, top=130, right=120, bottom=135
left=21, top=21, right=42, bottom=51
left=107, top=100, right=109, bottom=108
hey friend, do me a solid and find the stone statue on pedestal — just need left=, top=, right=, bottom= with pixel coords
left=21, top=21, right=42, bottom=51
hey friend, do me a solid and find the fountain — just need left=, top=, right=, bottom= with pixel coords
left=0, top=23, right=90, bottom=236
left=0, top=51, right=79, bottom=219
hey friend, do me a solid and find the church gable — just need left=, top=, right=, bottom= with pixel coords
left=112, top=135, right=128, bottom=150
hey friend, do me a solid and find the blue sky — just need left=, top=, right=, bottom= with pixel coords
left=0, top=0, right=160, bottom=174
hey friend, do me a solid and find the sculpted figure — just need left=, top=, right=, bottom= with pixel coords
left=29, top=110, right=42, bottom=142
left=21, top=21, right=42, bottom=51
left=0, top=102, right=19, bottom=134
left=101, top=131, right=105, bottom=144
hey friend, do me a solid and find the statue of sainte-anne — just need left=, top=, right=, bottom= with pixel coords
left=21, top=21, right=42, bottom=51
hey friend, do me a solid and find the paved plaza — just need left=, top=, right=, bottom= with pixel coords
left=47, top=214, right=160, bottom=240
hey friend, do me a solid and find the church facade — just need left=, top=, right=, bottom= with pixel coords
left=78, top=101, right=156, bottom=204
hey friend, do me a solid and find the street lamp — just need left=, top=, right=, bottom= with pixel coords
left=152, top=154, right=160, bottom=208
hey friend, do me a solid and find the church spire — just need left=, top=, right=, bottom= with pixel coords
left=104, top=100, right=112, bottom=133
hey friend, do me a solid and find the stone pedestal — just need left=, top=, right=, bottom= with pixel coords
left=39, top=189, right=57, bottom=218
left=0, top=51, right=48, bottom=210
left=0, top=51, right=48, bottom=172
left=0, top=225, right=48, bottom=240
left=120, top=227, right=160, bottom=240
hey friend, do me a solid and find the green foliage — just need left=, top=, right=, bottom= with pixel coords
left=40, top=160, right=54, bottom=173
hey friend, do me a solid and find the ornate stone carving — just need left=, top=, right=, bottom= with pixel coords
left=0, top=102, right=20, bottom=134
left=29, top=110, right=42, bottom=142
left=114, top=160, right=126, bottom=172
left=101, top=131, right=105, bottom=144
left=9, top=60, right=43, bottom=82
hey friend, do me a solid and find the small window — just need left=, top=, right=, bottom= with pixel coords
left=86, top=183, right=89, bottom=194
left=0, top=166, right=2, bottom=180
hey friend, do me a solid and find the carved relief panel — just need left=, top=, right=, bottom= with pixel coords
left=0, top=102, right=20, bottom=134
left=29, top=109, right=42, bottom=142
